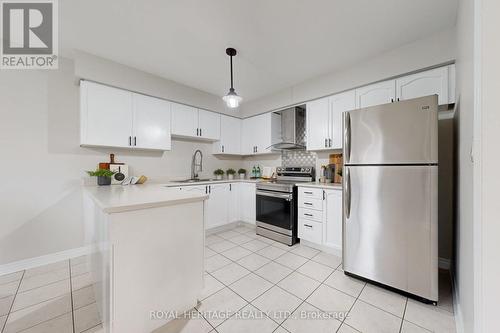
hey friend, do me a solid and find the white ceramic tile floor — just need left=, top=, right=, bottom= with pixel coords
left=0, top=256, right=102, bottom=333
left=192, top=224, right=456, bottom=333
left=0, top=224, right=456, bottom=333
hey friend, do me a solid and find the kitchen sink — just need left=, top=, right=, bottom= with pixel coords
left=173, top=178, right=212, bottom=183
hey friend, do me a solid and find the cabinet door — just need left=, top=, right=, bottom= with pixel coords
left=323, top=189, right=343, bottom=251
left=171, top=103, right=198, bottom=137
left=241, top=116, right=258, bottom=155
left=215, top=115, right=241, bottom=154
left=256, top=113, right=273, bottom=154
left=228, top=183, right=240, bottom=222
left=132, top=94, right=171, bottom=150
left=396, top=67, right=449, bottom=105
left=355, top=80, right=396, bottom=109
left=81, top=81, right=133, bottom=148
left=239, top=183, right=256, bottom=223
left=306, top=97, right=330, bottom=151
left=207, top=184, right=229, bottom=229
left=330, top=90, right=355, bottom=149
left=198, top=109, right=220, bottom=140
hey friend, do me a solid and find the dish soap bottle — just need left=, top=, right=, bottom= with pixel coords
left=256, top=166, right=261, bottom=178
left=251, top=166, right=257, bottom=178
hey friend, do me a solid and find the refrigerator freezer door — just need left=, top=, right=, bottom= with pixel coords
left=344, top=95, right=438, bottom=165
left=343, top=165, right=438, bottom=301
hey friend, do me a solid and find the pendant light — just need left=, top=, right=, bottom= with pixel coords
left=222, top=47, right=242, bottom=108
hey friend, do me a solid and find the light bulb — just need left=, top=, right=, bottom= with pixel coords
left=222, top=90, right=242, bottom=109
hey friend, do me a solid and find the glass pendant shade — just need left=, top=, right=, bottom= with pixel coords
left=222, top=88, right=242, bottom=108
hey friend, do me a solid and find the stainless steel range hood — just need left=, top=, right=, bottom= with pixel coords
left=269, top=106, right=306, bottom=150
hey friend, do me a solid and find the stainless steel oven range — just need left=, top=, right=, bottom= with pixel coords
left=256, top=167, right=315, bottom=245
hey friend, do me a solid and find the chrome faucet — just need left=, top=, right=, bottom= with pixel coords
left=191, top=149, right=203, bottom=179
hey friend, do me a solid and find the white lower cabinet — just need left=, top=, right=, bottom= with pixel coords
left=323, top=189, right=343, bottom=251
left=179, top=182, right=253, bottom=229
left=239, top=183, right=256, bottom=223
left=297, top=186, right=342, bottom=253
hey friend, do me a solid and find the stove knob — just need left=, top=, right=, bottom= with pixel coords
left=301, top=168, right=305, bottom=172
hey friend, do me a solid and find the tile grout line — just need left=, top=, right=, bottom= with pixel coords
left=1, top=270, right=25, bottom=333
left=69, top=259, right=76, bottom=333
left=398, top=298, right=409, bottom=333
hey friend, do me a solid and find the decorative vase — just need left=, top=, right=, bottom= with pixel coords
left=215, top=175, right=223, bottom=180
left=97, top=176, right=111, bottom=186
left=239, top=173, right=245, bottom=179
left=228, top=174, right=234, bottom=180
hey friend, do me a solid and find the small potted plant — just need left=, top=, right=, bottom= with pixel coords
left=226, top=168, right=236, bottom=180
left=238, top=168, right=246, bottom=179
left=213, top=169, right=224, bottom=180
left=87, top=168, right=116, bottom=186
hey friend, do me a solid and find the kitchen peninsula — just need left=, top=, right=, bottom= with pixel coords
left=82, top=184, right=208, bottom=333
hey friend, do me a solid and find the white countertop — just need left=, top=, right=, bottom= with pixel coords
left=162, top=178, right=262, bottom=187
left=296, top=182, right=343, bottom=190
left=84, top=184, right=209, bottom=213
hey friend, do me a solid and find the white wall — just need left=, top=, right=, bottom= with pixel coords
left=477, top=0, right=500, bottom=330
left=73, top=51, right=241, bottom=117
left=454, top=0, right=475, bottom=331
left=0, top=58, right=242, bottom=265
left=240, top=28, right=456, bottom=117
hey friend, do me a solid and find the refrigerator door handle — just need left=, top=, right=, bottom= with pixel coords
left=345, top=167, right=351, bottom=219
left=344, top=112, right=351, bottom=163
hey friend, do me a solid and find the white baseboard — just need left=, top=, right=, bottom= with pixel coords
left=300, top=240, right=342, bottom=257
left=0, top=246, right=92, bottom=276
left=439, top=257, right=451, bottom=270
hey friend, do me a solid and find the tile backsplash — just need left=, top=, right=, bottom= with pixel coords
left=281, top=150, right=317, bottom=167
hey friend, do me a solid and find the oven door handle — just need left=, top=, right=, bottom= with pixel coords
left=256, top=191, right=293, bottom=201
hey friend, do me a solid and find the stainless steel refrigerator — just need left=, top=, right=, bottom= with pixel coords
left=342, top=95, right=438, bottom=303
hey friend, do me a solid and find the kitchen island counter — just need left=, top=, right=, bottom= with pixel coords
left=83, top=184, right=207, bottom=333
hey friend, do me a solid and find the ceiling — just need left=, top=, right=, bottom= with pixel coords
left=60, top=0, right=458, bottom=103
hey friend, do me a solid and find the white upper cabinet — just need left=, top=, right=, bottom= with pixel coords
left=241, top=113, right=279, bottom=155
left=306, top=90, right=355, bottom=151
left=396, top=66, right=450, bottom=105
left=306, top=97, right=330, bottom=151
left=132, top=94, right=171, bottom=150
left=330, top=90, right=355, bottom=149
left=171, top=103, right=198, bottom=137
left=171, top=105, right=221, bottom=140
left=198, top=109, right=221, bottom=140
left=355, top=80, right=396, bottom=109
left=214, top=115, right=241, bottom=154
left=81, top=81, right=133, bottom=148
left=80, top=81, right=171, bottom=150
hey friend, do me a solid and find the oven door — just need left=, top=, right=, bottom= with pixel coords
left=256, top=190, right=294, bottom=232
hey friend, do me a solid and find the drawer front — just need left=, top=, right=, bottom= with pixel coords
left=299, top=197, right=323, bottom=211
left=298, top=187, right=323, bottom=200
left=298, top=219, right=323, bottom=244
left=298, top=208, right=323, bottom=222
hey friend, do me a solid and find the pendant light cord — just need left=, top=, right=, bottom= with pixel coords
left=230, top=55, right=234, bottom=90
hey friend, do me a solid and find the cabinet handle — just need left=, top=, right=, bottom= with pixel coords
left=304, top=202, right=313, bottom=206
left=222, top=145, right=224, bottom=153
left=391, top=98, right=394, bottom=103
left=325, top=138, right=327, bottom=148
left=304, top=191, right=313, bottom=194
left=229, top=184, right=232, bottom=191
left=209, top=185, right=211, bottom=194
left=196, top=128, right=199, bottom=136
left=329, top=138, right=332, bottom=147
left=304, top=224, right=313, bottom=228
left=134, top=136, right=137, bottom=146
left=200, top=128, right=202, bottom=137
left=323, top=190, right=326, bottom=200
left=397, top=97, right=400, bottom=101
left=128, top=136, right=132, bottom=146
left=205, top=186, right=208, bottom=194
left=304, top=213, right=313, bottom=217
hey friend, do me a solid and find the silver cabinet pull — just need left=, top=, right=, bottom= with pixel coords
left=134, top=136, right=137, bottom=146
left=128, top=136, right=132, bottom=146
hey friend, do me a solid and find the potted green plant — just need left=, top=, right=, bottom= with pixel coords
left=238, top=168, right=246, bottom=179
left=213, top=168, right=224, bottom=180
left=226, top=168, right=236, bottom=180
left=87, top=168, right=116, bottom=186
